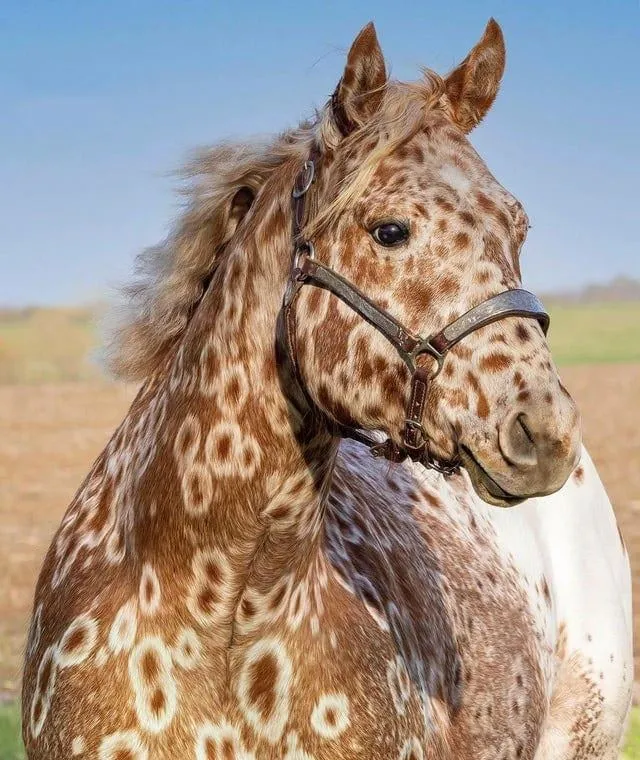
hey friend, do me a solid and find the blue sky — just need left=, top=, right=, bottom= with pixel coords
left=1, top=0, right=638, bottom=306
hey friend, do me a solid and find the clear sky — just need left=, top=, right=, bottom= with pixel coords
left=1, top=0, right=638, bottom=306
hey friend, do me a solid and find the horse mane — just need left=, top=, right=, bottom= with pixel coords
left=102, top=73, right=445, bottom=382
left=101, top=131, right=312, bottom=381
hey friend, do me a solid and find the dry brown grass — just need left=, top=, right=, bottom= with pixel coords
left=0, top=368, right=638, bottom=700
left=0, top=383, right=136, bottom=698
left=0, top=307, right=101, bottom=384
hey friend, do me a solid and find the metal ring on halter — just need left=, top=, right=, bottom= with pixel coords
left=411, top=340, right=446, bottom=377
left=293, top=242, right=315, bottom=279
left=292, top=161, right=315, bottom=199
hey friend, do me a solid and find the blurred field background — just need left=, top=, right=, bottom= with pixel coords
left=0, top=290, right=639, bottom=757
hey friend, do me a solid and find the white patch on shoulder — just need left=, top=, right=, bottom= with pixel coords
left=287, top=579, right=310, bottom=631
left=235, top=574, right=293, bottom=635
left=139, top=563, right=161, bottom=615
left=205, top=421, right=262, bottom=480
left=71, top=735, right=86, bottom=755
left=195, top=721, right=255, bottom=760
left=387, top=656, right=412, bottom=716
left=29, top=644, right=59, bottom=738
left=236, top=637, right=293, bottom=744
left=128, top=636, right=177, bottom=734
left=173, top=413, right=202, bottom=463
left=98, top=730, right=148, bottom=759
left=174, top=414, right=214, bottom=515
left=310, top=693, right=350, bottom=740
left=187, top=547, right=234, bottom=627
left=172, top=627, right=202, bottom=670
left=58, top=614, right=99, bottom=668
left=221, top=364, right=250, bottom=410
left=109, top=598, right=138, bottom=654
left=182, top=461, right=214, bottom=516
left=104, top=525, right=126, bottom=565
left=27, top=604, right=43, bottom=657
left=285, top=731, right=315, bottom=759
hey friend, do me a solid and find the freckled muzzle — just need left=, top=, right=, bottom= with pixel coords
left=460, top=394, right=582, bottom=507
left=277, top=151, right=553, bottom=482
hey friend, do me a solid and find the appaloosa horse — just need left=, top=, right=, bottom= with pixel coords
left=23, top=19, right=632, bottom=759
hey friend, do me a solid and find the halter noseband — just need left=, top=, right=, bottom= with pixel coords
left=276, top=148, right=550, bottom=474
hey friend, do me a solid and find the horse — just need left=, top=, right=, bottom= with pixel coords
left=22, top=19, right=632, bottom=759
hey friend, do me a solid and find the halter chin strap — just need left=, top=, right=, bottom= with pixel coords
left=276, top=147, right=550, bottom=473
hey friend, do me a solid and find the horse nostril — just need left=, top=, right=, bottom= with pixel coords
left=517, top=413, right=535, bottom=446
left=499, top=411, right=539, bottom=470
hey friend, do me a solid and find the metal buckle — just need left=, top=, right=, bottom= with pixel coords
left=370, top=438, right=406, bottom=463
left=292, top=160, right=315, bottom=199
left=403, top=419, right=428, bottom=451
left=423, top=453, right=461, bottom=476
left=370, top=442, right=386, bottom=458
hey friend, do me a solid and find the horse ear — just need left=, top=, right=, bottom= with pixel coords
left=442, top=18, right=506, bottom=133
left=331, top=22, right=387, bottom=136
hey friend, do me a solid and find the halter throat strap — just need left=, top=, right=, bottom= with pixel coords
left=277, top=148, right=550, bottom=473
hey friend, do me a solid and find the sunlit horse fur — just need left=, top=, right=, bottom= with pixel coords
left=23, top=19, right=632, bottom=760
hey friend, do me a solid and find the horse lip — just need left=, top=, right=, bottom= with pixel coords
left=459, top=446, right=525, bottom=506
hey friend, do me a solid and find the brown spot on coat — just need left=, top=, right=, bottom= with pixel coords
left=61, top=627, right=87, bottom=655
left=479, top=353, right=512, bottom=373
left=217, top=435, right=232, bottom=460
left=458, top=210, right=476, bottom=227
left=467, top=372, right=490, bottom=419
left=224, top=376, right=241, bottom=404
left=141, top=651, right=160, bottom=683
left=435, top=196, right=455, bottom=213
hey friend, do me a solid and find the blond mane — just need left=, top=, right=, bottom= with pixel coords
left=101, top=134, right=311, bottom=381
left=103, top=73, right=445, bottom=382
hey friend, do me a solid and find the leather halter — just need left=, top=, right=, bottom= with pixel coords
left=276, top=148, right=550, bottom=474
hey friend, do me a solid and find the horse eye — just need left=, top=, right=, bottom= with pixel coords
left=371, top=222, right=409, bottom=247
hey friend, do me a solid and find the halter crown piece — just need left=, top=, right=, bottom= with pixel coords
left=276, top=146, right=550, bottom=475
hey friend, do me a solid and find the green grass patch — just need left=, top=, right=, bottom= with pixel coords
left=546, top=302, right=640, bottom=365
left=0, top=301, right=639, bottom=384
left=0, top=702, right=23, bottom=760
left=623, top=707, right=640, bottom=759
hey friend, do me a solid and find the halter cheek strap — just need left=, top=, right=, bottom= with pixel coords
left=277, top=149, right=550, bottom=473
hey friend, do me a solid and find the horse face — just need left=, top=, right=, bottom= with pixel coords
left=296, top=21, right=580, bottom=505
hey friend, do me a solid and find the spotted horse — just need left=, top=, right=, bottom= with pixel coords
left=23, top=19, right=632, bottom=760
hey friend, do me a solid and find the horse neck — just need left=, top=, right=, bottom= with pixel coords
left=101, top=195, right=339, bottom=622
